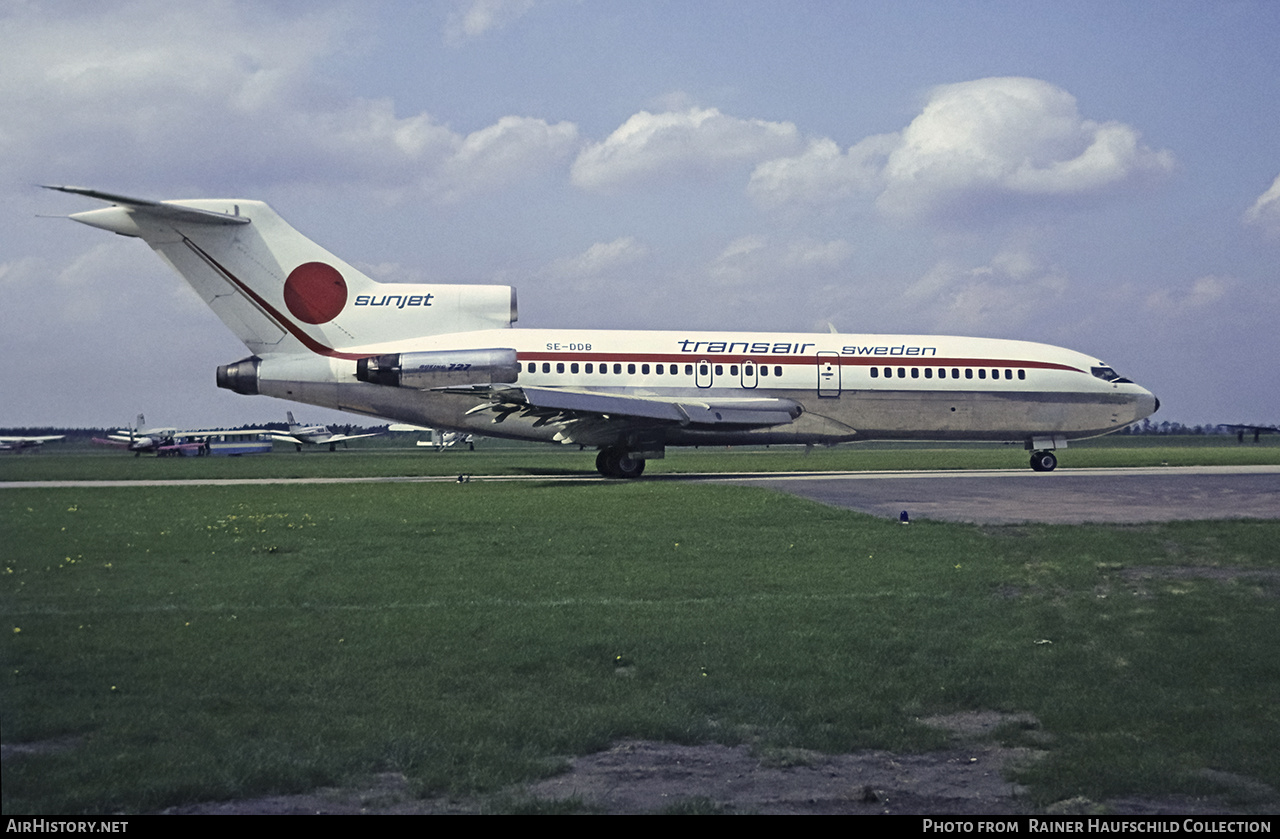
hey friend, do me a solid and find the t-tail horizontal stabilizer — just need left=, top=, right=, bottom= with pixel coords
left=48, top=186, right=518, bottom=357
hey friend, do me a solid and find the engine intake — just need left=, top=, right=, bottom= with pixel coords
left=356, top=348, right=519, bottom=389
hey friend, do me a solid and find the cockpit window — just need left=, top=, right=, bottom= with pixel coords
left=1091, top=366, right=1133, bottom=384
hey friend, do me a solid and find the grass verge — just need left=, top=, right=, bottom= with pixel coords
left=2, top=481, right=1278, bottom=813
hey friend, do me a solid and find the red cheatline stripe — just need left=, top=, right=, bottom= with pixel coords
left=518, top=351, right=1078, bottom=372
left=183, top=239, right=368, bottom=360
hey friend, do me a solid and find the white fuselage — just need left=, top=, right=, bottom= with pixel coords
left=252, top=327, right=1157, bottom=449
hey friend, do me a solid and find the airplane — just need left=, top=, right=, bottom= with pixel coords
left=272, top=411, right=381, bottom=451
left=0, top=434, right=64, bottom=452
left=93, top=414, right=272, bottom=456
left=92, top=415, right=190, bottom=455
left=389, top=424, right=477, bottom=450
left=47, top=185, right=1159, bottom=478
left=1219, top=424, right=1279, bottom=444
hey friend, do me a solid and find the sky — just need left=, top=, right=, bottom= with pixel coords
left=2, top=0, right=1278, bottom=430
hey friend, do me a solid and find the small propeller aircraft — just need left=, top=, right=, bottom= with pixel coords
left=93, top=415, right=272, bottom=456
left=271, top=411, right=381, bottom=451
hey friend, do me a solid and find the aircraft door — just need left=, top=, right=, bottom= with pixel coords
left=696, top=359, right=713, bottom=389
left=817, top=351, right=841, bottom=397
left=740, top=360, right=758, bottom=389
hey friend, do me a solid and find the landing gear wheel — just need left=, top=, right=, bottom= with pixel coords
left=596, top=447, right=646, bottom=479
left=1029, top=451, right=1058, bottom=472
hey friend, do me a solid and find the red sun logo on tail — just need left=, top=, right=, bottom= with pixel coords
left=283, top=262, right=348, bottom=324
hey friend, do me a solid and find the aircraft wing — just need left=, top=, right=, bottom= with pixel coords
left=322, top=432, right=382, bottom=444
left=0, top=435, right=64, bottom=450
left=451, top=384, right=804, bottom=446
left=270, top=433, right=305, bottom=445
left=91, top=437, right=131, bottom=449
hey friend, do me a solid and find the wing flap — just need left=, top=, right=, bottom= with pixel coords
left=448, top=384, right=802, bottom=430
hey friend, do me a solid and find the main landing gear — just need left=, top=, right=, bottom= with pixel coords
left=1029, top=450, right=1058, bottom=472
left=596, top=447, right=646, bottom=479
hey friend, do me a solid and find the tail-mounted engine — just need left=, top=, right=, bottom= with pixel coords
left=356, top=348, right=520, bottom=389
left=216, top=356, right=261, bottom=395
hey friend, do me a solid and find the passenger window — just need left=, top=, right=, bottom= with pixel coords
left=965, top=369, right=973, bottom=379
left=641, top=364, right=650, bottom=375
left=542, top=363, right=550, bottom=373
left=585, top=363, right=593, bottom=374
left=1004, top=370, right=1012, bottom=380
left=952, top=368, right=960, bottom=378
left=759, top=365, right=768, bottom=377
left=627, top=363, right=636, bottom=374
left=699, top=364, right=708, bottom=376
left=715, top=365, right=723, bottom=376
left=656, top=364, right=664, bottom=375
left=686, top=364, right=694, bottom=375
left=897, top=367, right=906, bottom=378
left=730, top=365, right=739, bottom=375
left=556, top=362, right=565, bottom=374
left=924, top=368, right=932, bottom=379
left=911, top=368, right=919, bottom=378
left=870, top=367, right=879, bottom=378
left=774, top=367, right=782, bottom=377
left=978, top=369, right=986, bottom=379
left=613, top=363, right=622, bottom=374
left=1018, top=370, right=1026, bottom=380
left=570, top=363, right=579, bottom=374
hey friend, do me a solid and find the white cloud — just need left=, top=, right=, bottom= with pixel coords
left=1243, top=174, right=1280, bottom=236
left=710, top=235, right=853, bottom=287
left=879, top=77, right=1175, bottom=217
left=901, top=247, right=1069, bottom=334
left=748, top=135, right=894, bottom=206
left=571, top=107, right=802, bottom=191
left=0, top=2, right=576, bottom=201
left=445, top=0, right=537, bottom=43
left=1145, top=275, right=1238, bottom=314
left=548, top=237, right=649, bottom=279
left=750, top=77, right=1174, bottom=219
left=432, top=116, right=580, bottom=200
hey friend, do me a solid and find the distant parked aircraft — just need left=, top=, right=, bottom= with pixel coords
left=93, top=415, right=271, bottom=456
left=271, top=411, right=380, bottom=451
left=0, top=434, right=64, bottom=453
left=1220, top=424, right=1280, bottom=444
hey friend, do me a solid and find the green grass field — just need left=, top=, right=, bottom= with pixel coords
left=2, top=441, right=1278, bottom=813
left=3, top=432, right=1278, bottom=482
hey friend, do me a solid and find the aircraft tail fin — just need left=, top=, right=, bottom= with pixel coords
left=50, top=186, right=517, bottom=358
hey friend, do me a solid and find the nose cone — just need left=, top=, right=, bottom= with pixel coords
left=1135, top=387, right=1159, bottom=422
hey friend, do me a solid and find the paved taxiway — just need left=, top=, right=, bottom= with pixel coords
left=3, top=465, right=1276, bottom=525
left=720, top=465, right=1280, bottom=524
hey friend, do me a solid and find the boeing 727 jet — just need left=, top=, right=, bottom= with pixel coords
left=48, top=186, right=1158, bottom=477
